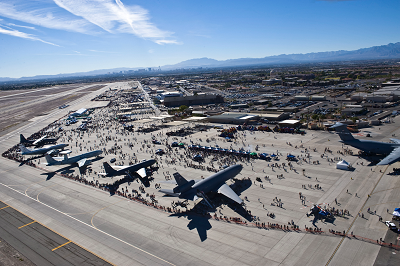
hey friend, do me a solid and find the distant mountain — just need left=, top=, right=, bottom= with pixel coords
left=2, top=42, right=400, bottom=82
left=162, top=42, right=400, bottom=69
left=0, top=67, right=142, bottom=83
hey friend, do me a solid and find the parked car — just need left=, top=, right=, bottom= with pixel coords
left=385, top=221, right=397, bottom=230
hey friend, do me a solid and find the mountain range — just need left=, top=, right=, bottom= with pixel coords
left=2, top=42, right=400, bottom=82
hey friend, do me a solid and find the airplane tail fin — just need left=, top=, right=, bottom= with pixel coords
left=172, top=173, right=195, bottom=193
left=173, top=172, right=188, bottom=186
left=331, top=122, right=355, bottom=141
left=44, top=154, right=57, bottom=165
left=103, top=162, right=116, bottom=175
left=18, top=144, right=31, bottom=153
left=20, top=134, right=28, bottom=144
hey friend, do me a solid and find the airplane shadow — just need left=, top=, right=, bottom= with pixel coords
left=169, top=212, right=212, bottom=242
left=40, top=165, right=76, bottom=181
left=357, top=154, right=385, bottom=166
left=202, top=178, right=253, bottom=222
left=106, top=172, right=154, bottom=196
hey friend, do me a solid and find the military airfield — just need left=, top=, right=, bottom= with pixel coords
left=1, top=81, right=400, bottom=266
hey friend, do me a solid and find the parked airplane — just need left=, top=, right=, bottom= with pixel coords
left=99, top=159, right=157, bottom=181
left=20, top=134, right=58, bottom=147
left=331, top=122, right=400, bottom=165
left=44, top=150, right=103, bottom=168
left=159, top=164, right=243, bottom=207
left=18, top=143, right=68, bottom=156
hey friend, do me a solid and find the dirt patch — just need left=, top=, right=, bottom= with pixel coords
left=0, top=236, right=35, bottom=266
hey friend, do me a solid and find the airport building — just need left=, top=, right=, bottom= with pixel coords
left=163, top=94, right=224, bottom=107
left=70, top=108, right=87, bottom=117
left=207, top=112, right=259, bottom=124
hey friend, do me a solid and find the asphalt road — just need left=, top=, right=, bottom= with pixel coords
left=0, top=201, right=112, bottom=266
left=373, top=222, right=400, bottom=266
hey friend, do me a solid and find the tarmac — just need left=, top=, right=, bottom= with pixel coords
left=0, top=81, right=400, bottom=265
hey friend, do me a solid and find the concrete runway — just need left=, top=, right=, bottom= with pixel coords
left=1, top=81, right=400, bottom=265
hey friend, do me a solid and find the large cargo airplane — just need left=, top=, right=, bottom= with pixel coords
left=331, top=122, right=400, bottom=165
left=44, top=150, right=103, bottom=169
left=20, top=134, right=58, bottom=147
left=159, top=164, right=243, bottom=206
left=99, top=159, right=157, bottom=180
left=18, top=143, right=68, bottom=156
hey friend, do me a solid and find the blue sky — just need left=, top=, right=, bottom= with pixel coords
left=0, top=0, right=399, bottom=78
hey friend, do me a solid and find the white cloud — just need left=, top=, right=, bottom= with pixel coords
left=0, top=2, right=91, bottom=33
left=7, top=23, right=37, bottom=31
left=0, top=25, right=60, bottom=46
left=154, top=39, right=180, bottom=45
left=53, top=0, right=177, bottom=44
left=89, top=49, right=118, bottom=53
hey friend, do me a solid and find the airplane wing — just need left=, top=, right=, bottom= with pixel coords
left=390, top=138, right=400, bottom=144
left=377, top=147, right=400, bottom=165
left=158, top=189, right=180, bottom=197
left=33, top=136, right=46, bottom=145
left=46, top=149, right=57, bottom=155
left=217, top=183, right=242, bottom=204
left=136, top=168, right=146, bottom=178
left=77, top=158, right=87, bottom=168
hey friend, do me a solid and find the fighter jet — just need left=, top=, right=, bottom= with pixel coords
left=99, top=159, right=157, bottom=181
left=18, top=143, right=68, bottom=156
left=20, top=134, right=58, bottom=147
left=331, top=122, right=400, bottom=165
left=159, top=164, right=243, bottom=207
left=43, top=150, right=103, bottom=169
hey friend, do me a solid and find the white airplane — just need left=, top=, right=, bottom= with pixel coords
left=18, top=143, right=68, bottom=156
left=44, top=150, right=103, bottom=169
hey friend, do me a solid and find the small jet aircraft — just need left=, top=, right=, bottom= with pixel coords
left=18, top=143, right=68, bottom=156
left=331, top=122, right=400, bottom=165
left=20, top=134, right=58, bottom=147
left=44, top=150, right=103, bottom=169
left=99, top=159, right=157, bottom=180
left=159, top=164, right=243, bottom=207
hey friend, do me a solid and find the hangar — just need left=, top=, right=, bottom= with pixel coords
left=207, top=112, right=259, bottom=124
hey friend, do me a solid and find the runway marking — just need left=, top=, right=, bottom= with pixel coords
left=372, top=185, right=400, bottom=195
left=325, top=165, right=389, bottom=266
left=24, top=180, right=46, bottom=196
left=52, top=240, right=71, bottom=251
left=0, top=182, right=175, bottom=266
left=18, top=221, right=36, bottom=229
left=0, top=206, right=9, bottom=210
left=36, top=184, right=58, bottom=201
left=90, top=199, right=126, bottom=226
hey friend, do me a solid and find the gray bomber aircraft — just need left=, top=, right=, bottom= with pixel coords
left=159, top=164, right=243, bottom=207
left=20, top=134, right=58, bottom=147
left=18, top=143, right=68, bottom=156
left=332, top=122, right=400, bottom=165
left=99, top=159, right=157, bottom=181
left=44, top=150, right=103, bottom=169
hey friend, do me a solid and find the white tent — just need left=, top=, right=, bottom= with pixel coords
left=336, top=160, right=351, bottom=170
left=393, top=208, right=400, bottom=217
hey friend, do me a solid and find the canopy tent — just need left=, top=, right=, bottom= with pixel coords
left=393, top=208, right=400, bottom=217
left=336, top=160, right=351, bottom=170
